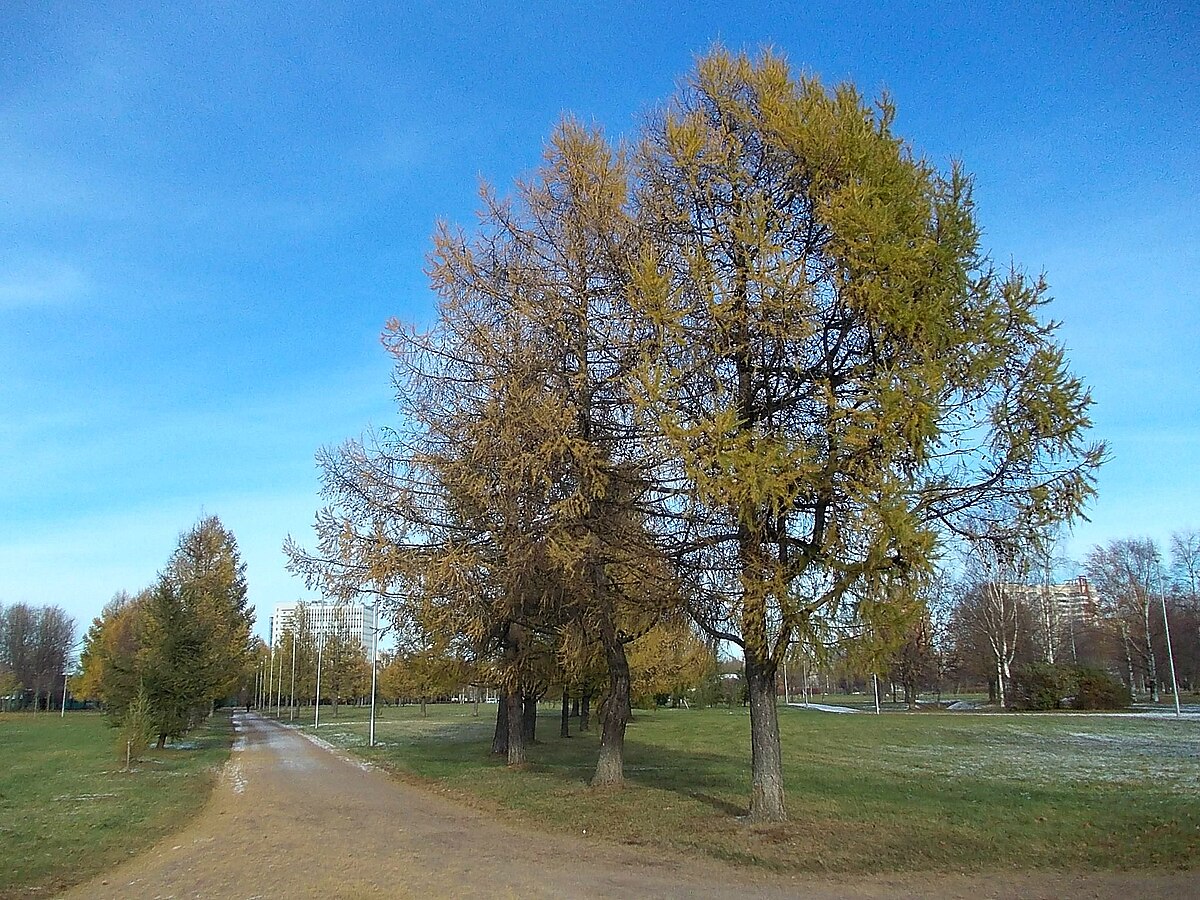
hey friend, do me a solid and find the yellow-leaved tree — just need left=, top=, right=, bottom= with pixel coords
left=629, top=48, right=1104, bottom=821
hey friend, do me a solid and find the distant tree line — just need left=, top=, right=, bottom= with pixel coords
left=0, top=602, right=75, bottom=711
left=75, top=516, right=255, bottom=749
left=835, top=528, right=1200, bottom=708
left=287, top=49, right=1102, bottom=822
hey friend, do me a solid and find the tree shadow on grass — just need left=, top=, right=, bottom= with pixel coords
left=625, top=740, right=750, bottom=815
left=395, top=716, right=751, bottom=816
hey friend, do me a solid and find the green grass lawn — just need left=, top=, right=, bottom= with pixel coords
left=283, top=701, right=1200, bottom=874
left=0, top=710, right=233, bottom=899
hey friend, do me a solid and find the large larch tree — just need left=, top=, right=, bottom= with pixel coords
left=630, top=49, right=1104, bottom=822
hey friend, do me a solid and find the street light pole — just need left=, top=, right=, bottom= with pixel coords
left=275, top=639, right=283, bottom=718
left=369, top=604, right=379, bottom=747
left=314, top=641, right=324, bottom=728
left=289, top=629, right=297, bottom=722
left=59, top=638, right=85, bottom=718
left=1158, top=573, right=1182, bottom=717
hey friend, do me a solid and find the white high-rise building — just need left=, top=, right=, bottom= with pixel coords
left=1003, top=577, right=1098, bottom=626
left=268, top=600, right=378, bottom=662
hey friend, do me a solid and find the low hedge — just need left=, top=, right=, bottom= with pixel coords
left=1010, top=663, right=1130, bottom=710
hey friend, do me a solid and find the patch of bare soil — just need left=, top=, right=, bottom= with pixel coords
left=58, top=714, right=1194, bottom=899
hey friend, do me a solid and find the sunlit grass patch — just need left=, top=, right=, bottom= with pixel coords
left=0, top=711, right=233, bottom=899
left=292, top=702, right=1200, bottom=874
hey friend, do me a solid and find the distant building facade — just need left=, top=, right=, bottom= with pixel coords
left=269, top=600, right=378, bottom=662
left=1004, top=577, right=1098, bottom=626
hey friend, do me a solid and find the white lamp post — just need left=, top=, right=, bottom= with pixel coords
left=368, top=604, right=393, bottom=748
left=1158, top=573, right=1182, bottom=717
left=369, top=604, right=379, bottom=747
left=289, top=629, right=297, bottom=721
left=275, top=639, right=283, bottom=718
left=314, top=640, right=324, bottom=728
left=60, top=638, right=85, bottom=718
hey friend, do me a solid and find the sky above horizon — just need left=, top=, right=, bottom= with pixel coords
left=2, top=2, right=1197, bottom=643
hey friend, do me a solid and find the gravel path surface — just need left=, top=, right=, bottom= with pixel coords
left=59, top=713, right=1194, bottom=899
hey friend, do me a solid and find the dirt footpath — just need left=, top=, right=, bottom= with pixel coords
left=60, top=713, right=1193, bottom=899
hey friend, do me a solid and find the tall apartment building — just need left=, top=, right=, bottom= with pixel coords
left=1004, top=577, right=1098, bottom=625
left=268, top=600, right=379, bottom=662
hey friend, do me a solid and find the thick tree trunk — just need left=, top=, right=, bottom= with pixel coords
left=579, top=690, right=592, bottom=732
left=156, top=732, right=167, bottom=750
left=491, top=690, right=509, bottom=755
left=592, top=638, right=631, bottom=787
left=521, top=693, right=537, bottom=742
left=560, top=688, right=570, bottom=738
left=745, top=654, right=786, bottom=822
left=505, top=691, right=526, bottom=766
left=570, top=696, right=580, bottom=717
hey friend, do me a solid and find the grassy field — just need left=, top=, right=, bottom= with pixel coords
left=0, top=710, right=233, bottom=899
left=280, top=701, right=1200, bottom=874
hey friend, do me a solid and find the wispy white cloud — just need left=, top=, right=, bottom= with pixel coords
left=0, top=260, right=89, bottom=310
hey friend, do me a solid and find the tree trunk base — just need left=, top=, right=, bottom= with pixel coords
left=747, top=658, right=786, bottom=823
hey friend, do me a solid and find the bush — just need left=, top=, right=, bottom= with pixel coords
left=1072, top=668, right=1131, bottom=710
left=1010, top=663, right=1131, bottom=711
left=1011, top=663, right=1072, bottom=710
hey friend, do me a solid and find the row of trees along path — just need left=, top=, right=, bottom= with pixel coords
left=288, top=48, right=1103, bottom=823
left=77, top=516, right=255, bottom=749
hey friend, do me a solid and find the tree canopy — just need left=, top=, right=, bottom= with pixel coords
left=76, top=515, right=255, bottom=746
left=290, top=47, right=1103, bottom=824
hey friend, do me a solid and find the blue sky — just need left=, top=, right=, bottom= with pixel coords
left=2, top=2, right=1196, bottom=641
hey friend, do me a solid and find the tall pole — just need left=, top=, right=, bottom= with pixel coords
left=275, top=642, right=283, bottom=718
left=1158, top=574, right=1182, bottom=717
left=275, top=635, right=283, bottom=717
left=289, top=629, right=297, bottom=722
left=268, top=645, right=275, bottom=718
left=314, top=641, right=323, bottom=728
left=369, top=604, right=379, bottom=747
left=61, top=671, right=68, bottom=717
left=872, top=672, right=881, bottom=715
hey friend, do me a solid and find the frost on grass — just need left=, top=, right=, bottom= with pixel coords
left=313, top=717, right=493, bottom=752
left=885, top=720, right=1200, bottom=789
